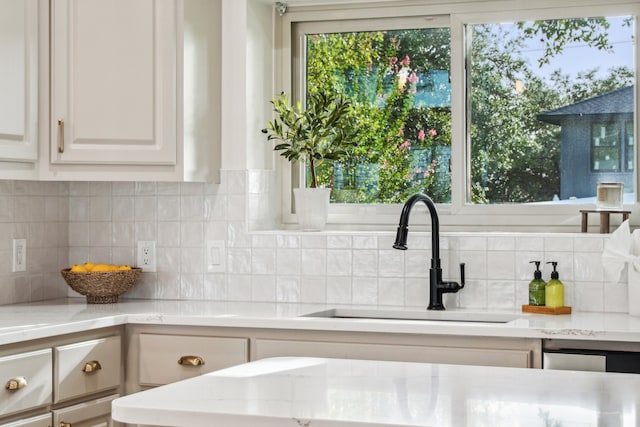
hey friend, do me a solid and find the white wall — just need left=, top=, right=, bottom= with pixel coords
left=0, top=0, right=631, bottom=313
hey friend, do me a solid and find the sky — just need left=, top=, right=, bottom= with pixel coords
left=521, top=16, right=634, bottom=81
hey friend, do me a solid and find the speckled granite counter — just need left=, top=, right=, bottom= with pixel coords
left=1, top=298, right=640, bottom=345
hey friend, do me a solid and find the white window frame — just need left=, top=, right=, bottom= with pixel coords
left=275, top=0, right=640, bottom=231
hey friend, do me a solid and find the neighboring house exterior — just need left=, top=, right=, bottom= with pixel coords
left=538, top=86, right=634, bottom=200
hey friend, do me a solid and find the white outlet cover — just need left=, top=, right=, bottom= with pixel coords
left=137, top=241, right=157, bottom=272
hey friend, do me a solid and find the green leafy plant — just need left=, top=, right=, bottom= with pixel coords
left=262, top=91, right=358, bottom=188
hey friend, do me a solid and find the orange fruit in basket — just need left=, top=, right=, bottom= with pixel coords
left=91, top=263, right=117, bottom=272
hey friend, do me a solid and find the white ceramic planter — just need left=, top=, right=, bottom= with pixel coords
left=293, top=188, right=330, bottom=231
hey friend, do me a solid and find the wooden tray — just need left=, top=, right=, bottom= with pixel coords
left=522, top=305, right=571, bottom=315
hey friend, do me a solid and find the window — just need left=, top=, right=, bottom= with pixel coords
left=592, top=123, right=621, bottom=172
left=591, top=123, right=621, bottom=172
left=280, top=2, right=638, bottom=230
left=303, top=24, right=452, bottom=204
left=626, top=121, right=635, bottom=171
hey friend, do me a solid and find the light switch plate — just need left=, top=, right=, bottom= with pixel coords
left=12, top=239, right=26, bottom=272
left=206, top=240, right=226, bottom=272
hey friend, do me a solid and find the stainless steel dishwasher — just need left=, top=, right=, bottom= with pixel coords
left=543, top=339, right=640, bottom=373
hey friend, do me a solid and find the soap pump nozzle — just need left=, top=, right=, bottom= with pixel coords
left=546, top=261, right=559, bottom=280
left=530, top=261, right=542, bottom=279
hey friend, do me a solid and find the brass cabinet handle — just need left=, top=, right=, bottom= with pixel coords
left=82, top=360, right=102, bottom=373
left=57, top=119, right=64, bottom=153
left=5, top=376, right=27, bottom=390
left=60, top=423, right=71, bottom=427
left=178, top=355, right=205, bottom=366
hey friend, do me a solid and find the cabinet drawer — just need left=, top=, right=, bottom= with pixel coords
left=52, top=393, right=119, bottom=427
left=255, top=339, right=533, bottom=368
left=0, top=349, right=52, bottom=417
left=0, top=414, right=51, bottom=427
left=54, top=335, right=121, bottom=403
left=139, top=334, right=248, bottom=386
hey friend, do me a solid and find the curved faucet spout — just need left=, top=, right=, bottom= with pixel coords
left=393, top=193, right=464, bottom=310
left=393, top=193, right=440, bottom=267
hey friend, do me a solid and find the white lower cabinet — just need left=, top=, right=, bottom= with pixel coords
left=0, top=349, right=52, bottom=418
left=52, top=394, right=118, bottom=427
left=0, top=414, right=51, bottom=427
left=126, top=325, right=542, bottom=398
left=54, top=336, right=122, bottom=403
left=138, top=333, right=249, bottom=387
left=254, top=338, right=535, bottom=368
left=0, top=328, right=123, bottom=426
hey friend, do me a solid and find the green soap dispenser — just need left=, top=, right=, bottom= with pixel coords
left=545, top=261, right=564, bottom=308
left=528, top=261, right=546, bottom=306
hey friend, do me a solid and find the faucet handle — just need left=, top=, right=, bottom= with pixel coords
left=459, top=263, right=465, bottom=288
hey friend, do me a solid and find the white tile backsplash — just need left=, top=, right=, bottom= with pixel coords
left=300, top=275, right=326, bottom=303
left=0, top=174, right=631, bottom=312
left=276, top=275, right=300, bottom=302
left=252, top=248, right=276, bottom=275
left=327, top=249, right=352, bottom=277
left=301, top=249, right=327, bottom=276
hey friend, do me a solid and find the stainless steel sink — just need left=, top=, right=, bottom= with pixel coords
left=301, top=308, right=520, bottom=323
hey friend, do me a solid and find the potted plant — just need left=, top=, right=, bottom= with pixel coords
left=262, top=91, right=357, bottom=230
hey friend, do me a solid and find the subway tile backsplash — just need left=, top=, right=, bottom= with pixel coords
left=0, top=173, right=629, bottom=313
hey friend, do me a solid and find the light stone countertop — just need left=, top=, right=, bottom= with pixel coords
left=1, top=298, right=640, bottom=345
left=111, top=356, right=640, bottom=426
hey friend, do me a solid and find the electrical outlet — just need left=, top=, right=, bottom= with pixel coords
left=12, top=239, right=26, bottom=272
left=137, top=241, right=157, bottom=272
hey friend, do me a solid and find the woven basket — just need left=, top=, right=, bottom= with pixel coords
left=61, top=268, right=142, bottom=304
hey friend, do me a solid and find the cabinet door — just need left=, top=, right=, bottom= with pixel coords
left=139, top=334, right=248, bottom=386
left=51, top=0, right=177, bottom=165
left=0, top=0, right=37, bottom=162
left=52, top=394, right=119, bottom=427
left=54, top=335, right=122, bottom=403
left=0, top=348, right=52, bottom=417
left=0, top=414, right=52, bottom=427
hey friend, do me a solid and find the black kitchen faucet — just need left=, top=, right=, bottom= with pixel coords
left=393, top=193, right=465, bottom=310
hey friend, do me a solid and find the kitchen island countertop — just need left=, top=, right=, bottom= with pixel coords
left=112, top=356, right=640, bottom=426
left=1, top=298, right=640, bottom=345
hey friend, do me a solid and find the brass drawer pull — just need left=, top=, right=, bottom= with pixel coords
left=57, top=119, right=64, bottom=153
left=82, top=360, right=102, bottom=373
left=60, top=422, right=71, bottom=427
left=5, top=376, right=27, bottom=390
left=178, top=355, right=205, bottom=366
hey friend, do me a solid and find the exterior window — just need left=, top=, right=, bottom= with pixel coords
left=300, top=23, right=452, bottom=204
left=283, top=4, right=637, bottom=229
left=470, top=16, right=634, bottom=203
left=591, top=123, right=620, bottom=172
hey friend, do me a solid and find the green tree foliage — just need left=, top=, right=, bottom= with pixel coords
left=306, top=29, right=451, bottom=203
left=470, top=24, right=564, bottom=203
left=518, top=18, right=611, bottom=66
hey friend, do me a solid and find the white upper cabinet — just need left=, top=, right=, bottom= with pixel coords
left=41, top=0, right=220, bottom=182
left=51, top=0, right=177, bottom=166
left=0, top=0, right=38, bottom=164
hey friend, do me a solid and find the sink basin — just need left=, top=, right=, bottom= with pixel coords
left=301, top=308, right=520, bottom=323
